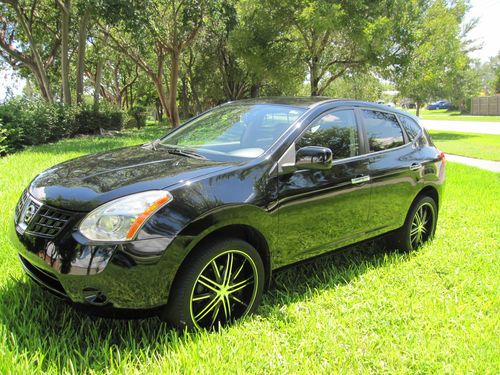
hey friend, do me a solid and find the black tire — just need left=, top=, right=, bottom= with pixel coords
left=389, top=196, right=438, bottom=252
left=161, top=237, right=265, bottom=330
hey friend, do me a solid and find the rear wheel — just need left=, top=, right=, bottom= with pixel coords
left=389, top=196, right=437, bottom=252
left=162, top=238, right=265, bottom=330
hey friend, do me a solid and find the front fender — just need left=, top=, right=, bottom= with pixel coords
left=157, top=204, right=278, bottom=300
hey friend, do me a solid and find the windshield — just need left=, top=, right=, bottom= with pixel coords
left=159, top=104, right=305, bottom=160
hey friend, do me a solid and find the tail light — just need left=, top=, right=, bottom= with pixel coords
left=438, top=150, right=446, bottom=165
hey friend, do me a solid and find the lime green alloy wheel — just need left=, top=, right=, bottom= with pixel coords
left=162, top=238, right=265, bottom=330
left=190, top=250, right=259, bottom=328
left=410, top=202, right=435, bottom=249
left=390, top=195, right=438, bottom=252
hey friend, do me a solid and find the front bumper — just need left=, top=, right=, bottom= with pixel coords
left=10, top=208, right=174, bottom=310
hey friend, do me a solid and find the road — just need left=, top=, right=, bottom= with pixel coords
left=421, top=120, right=500, bottom=135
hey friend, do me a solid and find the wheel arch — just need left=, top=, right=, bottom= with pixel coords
left=415, top=185, right=440, bottom=210
left=184, top=224, right=272, bottom=288
left=167, top=219, right=272, bottom=305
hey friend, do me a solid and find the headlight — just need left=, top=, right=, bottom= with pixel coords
left=79, top=191, right=173, bottom=241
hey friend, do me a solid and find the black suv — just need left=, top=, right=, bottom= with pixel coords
left=11, top=98, right=445, bottom=329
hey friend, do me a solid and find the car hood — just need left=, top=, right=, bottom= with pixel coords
left=29, top=145, right=234, bottom=211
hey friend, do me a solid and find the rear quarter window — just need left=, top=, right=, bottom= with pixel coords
left=398, top=115, right=422, bottom=141
left=361, top=110, right=404, bottom=152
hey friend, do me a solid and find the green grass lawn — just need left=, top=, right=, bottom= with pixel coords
left=0, top=129, right=499, bottom=373
left=429, top=130, right=500, bottom=161
left=403, top=108, right=500, bottom=122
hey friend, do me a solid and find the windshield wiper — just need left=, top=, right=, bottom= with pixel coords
left=163, top=146, right=207, bottom=160
left=142, top=138, right=162, bottom=151
left=147, top=138, right=161, bottom=151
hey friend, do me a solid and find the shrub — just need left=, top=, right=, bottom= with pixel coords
left=0, top=99, right=124, bottom=155
left=128, top=105, right=147, bottom=129
left=0, top=124, right=8, bottom=155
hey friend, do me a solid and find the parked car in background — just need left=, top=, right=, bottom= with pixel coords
left=427, top=100, right=450, bottom=110
left=11, top=98, right=446, bottom=330
left=401, top=99, right=416, bottom=109
left=375, top=100, right=395, bottom=107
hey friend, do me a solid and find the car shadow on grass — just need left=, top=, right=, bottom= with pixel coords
left=0, top=239, right=410, bottom=373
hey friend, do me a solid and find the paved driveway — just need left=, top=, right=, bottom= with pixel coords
left=421, top=120, right=500, bottom=135
left=445, top=154, right=500, bottom=173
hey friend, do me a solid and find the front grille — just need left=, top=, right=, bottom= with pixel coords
left=15, top=192, right=74, bottom=239
left=29, top=206, right=72, bottom=238
left=14, top=190, right=29, bottom=221
left=18, top=255, right=67, bottom=298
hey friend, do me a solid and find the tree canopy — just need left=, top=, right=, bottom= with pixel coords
left=0, top=0, right=486, bottom=123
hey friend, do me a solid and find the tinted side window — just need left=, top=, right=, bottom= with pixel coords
left=297, top=110, right=359, bottom=160
left=399, top=115, right=421, bottom=141
left=362, top=110, right=404, bottom=152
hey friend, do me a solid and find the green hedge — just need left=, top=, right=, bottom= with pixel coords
left=0, top=99, right=123, bottom=155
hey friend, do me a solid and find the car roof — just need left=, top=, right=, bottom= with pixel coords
left=224, top=96, right=338, bottom=108
left=224, top=97, right=419, bottom=121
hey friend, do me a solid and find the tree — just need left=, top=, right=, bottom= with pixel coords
left=86, top=44, right=141, bottom=110
left=230, top=0, right=304, bottom=97
left=75, top=1, right=91, bottom=104
left=472, top=52, right=500, bottom=95
left=395, top=0, right=469, bottom=116
left=0, top=0, right=60, bottom=102
left=323, top=71, right=384, bottom=102
left=448, top=59, right=481, bottom=112
left=99, top=0, right=205, bottom=127
left=245, top=0, right=402, bottom=97
left=56, top=0, right=71, bottom=105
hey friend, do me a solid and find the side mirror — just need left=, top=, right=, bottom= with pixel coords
left=296, top=146, right=333, bottom=170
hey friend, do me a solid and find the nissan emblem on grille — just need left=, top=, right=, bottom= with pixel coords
left=15, top=194, right=73, bottom=238
left=23, top=202, right=37, bottom=224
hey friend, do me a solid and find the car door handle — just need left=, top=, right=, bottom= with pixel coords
left=409, top=163, right=422, bottom=171
left=351, top=175, right=370, bottom=185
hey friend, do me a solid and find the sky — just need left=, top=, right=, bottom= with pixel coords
left=466, top=0, right=500, bottom=61
left=1, top=0, right=500, bottom=101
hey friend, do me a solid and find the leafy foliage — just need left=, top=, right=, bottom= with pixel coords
left=394, top=0, right=475, bottom=114
left=128, top=105, right=147, bottom=129
left=0, top=122, right=7, bottom=155
left=0, top=99, right=122, bottom=153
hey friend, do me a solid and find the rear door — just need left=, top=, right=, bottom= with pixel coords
left=275, top=108, right=372, bottom=264
left=360, top=108, right=419, bottom=233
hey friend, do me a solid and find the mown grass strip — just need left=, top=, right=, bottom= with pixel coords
left=429, top=130, right=500, bottom=161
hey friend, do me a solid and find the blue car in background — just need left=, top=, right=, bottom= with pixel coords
left=427, top=100, right=450, bottom=110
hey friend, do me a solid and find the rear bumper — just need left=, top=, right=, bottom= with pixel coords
left=10, top=214, right=174, bottom=310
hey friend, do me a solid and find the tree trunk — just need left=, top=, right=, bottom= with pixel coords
left=309, top=58, right=320, bottom=96
left=154, top=77, right=169, bottom=118
left=31, top=63, right=52, bottom=102
left=168, top=50, right=181, bottom=128
left=180, top=76, right=190, bottom=118
left=155, top=99, right=163, bottom=123
left=60, top=0, right=72, bottom=105
left=93, top=32, right=108, bottom=111
left=416, top=101, right=421, bottom=117
left=12, top=3, right=54, bottom=103
left=76, top=9, right=90, bottom=104
left=93, top=53, right=104, bottom=112
left=250, top=84, right=260, bottom=98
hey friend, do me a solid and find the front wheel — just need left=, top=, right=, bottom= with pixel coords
left=162, top=238, right=265, bottom=330
left=389, top=196, right=438, bottom=252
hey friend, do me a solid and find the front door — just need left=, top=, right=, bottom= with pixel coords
left=275, top=109, right=372, bottom=266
